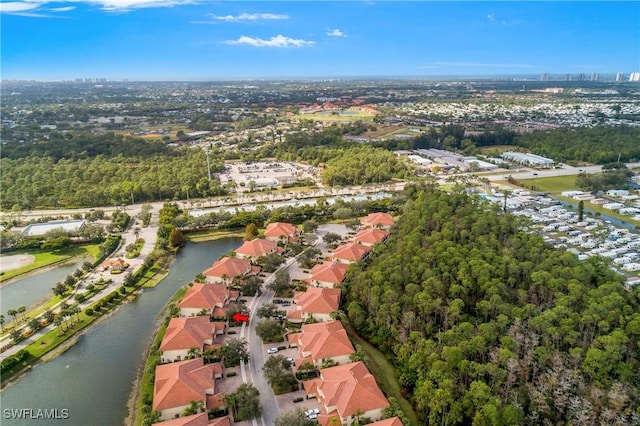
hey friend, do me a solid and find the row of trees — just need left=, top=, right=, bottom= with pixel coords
left=1, top=147, right=227, bottom=210
left=344, top=184, right=640, bottom=425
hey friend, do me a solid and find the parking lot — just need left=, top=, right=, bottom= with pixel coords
left=219, top=161, right=320, bottom=193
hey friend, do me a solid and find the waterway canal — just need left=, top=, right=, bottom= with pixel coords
left=0, top=238, right=241, bottom=426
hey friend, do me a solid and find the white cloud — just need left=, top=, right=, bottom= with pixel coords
left=327, top=28, right=346, bottom=37
left=49, top=6, right=76, bottom=11
left=486, top=13, right=495, bottom=22
left=207, top=12, right=289, bottom=23
left=225, top=35, right=315, bottom=48
left=0, top=0, right=196, bottom=14
left=0, top=2, right=41, bottom=13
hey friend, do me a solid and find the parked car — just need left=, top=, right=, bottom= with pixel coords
left=267, top=347, right=279, bottom=354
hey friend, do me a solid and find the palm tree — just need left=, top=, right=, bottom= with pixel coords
left=71, top=305, right=81, bottom=323
left=142, top=410, right=161, bottom=426
left=17, top=305, right=27, bottom=322
left=43, top=310, right=55, bottom=324
left=0, top=314, right=5, bottom=332
left=186, top=346, right=201, bottom=360
left=222, top=392, right=237, bottom=421
left=54, top=316, right=63, bottom=334
left=7, top=308, right=18, bottom=325
left=28, top=318, right=40, bottom=332
left=183, top=400, right=205, bottom=416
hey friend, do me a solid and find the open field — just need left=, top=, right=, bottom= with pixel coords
left=362, top=125, right=404, bottom=138
left=518, top=176, right=640, bottom=226
left=520, top=174, right=578, bottom=193
left=477, top=145, right=523, bottom=155
left=294, top=108, right=375, bottom=122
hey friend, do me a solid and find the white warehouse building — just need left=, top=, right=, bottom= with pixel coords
left=502, top=151, right=555, bottom=168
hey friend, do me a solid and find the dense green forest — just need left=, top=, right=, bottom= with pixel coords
left=344, top=185, right=640, bottom=425
left=0, top=131, right=172, bottom=161
left=379, top=125, right=640, bottom=165
left=0, top=138, right=227, bottom=209
left=512, top=126, right=640, bottom=164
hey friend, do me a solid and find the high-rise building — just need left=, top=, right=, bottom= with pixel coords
left=564, top=74, right=572, bottom=81
left=590, top=73, right=599, bottom=81
left=616, top=72, right=624, bottom=82
left=540, top=73, right=550, bottom=82
left=577, top=73, right=585, bottom=81
left=630, top=72, right=640, bottom=82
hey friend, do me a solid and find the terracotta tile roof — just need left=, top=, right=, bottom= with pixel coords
left=353, top=227, right=389, bottom=245
left=331, top=242, right=372, bottom=263
left=235, top=238, right=277, bottom=258
left=179, top=284, right=228, bottom=310
left=160, top=317, right=216, bottom=351
left=203, top=257, right=252, bottom=280
left=264, top=222, right=300, bottom=238
left=303, top=361, right=389, bottom=419
left=206, top=393, right=226, bottom=410
left=153, top=359, right=217, bottom=411
left=309, top=261, right=348, bottom=285
left=151, top=412, right=209, bottom=426
left=288, top=288, right=341, bottom=318
left=293, top=321, right=355, bottom=362
left=209, top=416, right=232, bottom=426
left=369, top=417, right=404, bottom=426
left=360, top=212, right=394, bottom=227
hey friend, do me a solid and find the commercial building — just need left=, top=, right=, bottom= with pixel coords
left=501, top=151, right=554, bottom=168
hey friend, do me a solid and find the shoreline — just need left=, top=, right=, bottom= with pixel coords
left=0, top=258, right=85, bottom=288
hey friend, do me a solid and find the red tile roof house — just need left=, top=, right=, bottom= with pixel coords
left=263, top=222, right=301, bottom=243
left=308, top=261, right=348, bottom=288
left=287, top=321, right=355, bottom=369
left=368, top=417, right=404, bottom=426
left=178, top=284, right=237, bottom=318
left=234, top=238, right=278, bottom=261
left=286, top=287, right=341, bottom=324
left=303, top=361, right=390, bottom=426
left=360, top=212, right=395, bottom=230
left=152, top=412, right=232, bottom=426
left=160, top=316, right=226, bottom=363
left=202, top=257, right=259, bottom=285
left=353, top=227, right=390, bottom=247
left=331, top=242, right=372, bottom=265
left=153, top=358, right=225, bottom=422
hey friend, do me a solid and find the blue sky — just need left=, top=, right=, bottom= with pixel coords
left=1, top=1, right=638, bottom=80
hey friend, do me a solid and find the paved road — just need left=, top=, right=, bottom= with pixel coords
left=484, top=162, right=640, bottom=182
left=240, top=255, right=300, bottom=426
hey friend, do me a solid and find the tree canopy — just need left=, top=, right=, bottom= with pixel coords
left=344, top=184, right=640, bottom=425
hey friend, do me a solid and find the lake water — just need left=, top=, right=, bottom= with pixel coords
left=1, top=261, right=84, bottom=314
left=0, top=238, right=242, bottom=426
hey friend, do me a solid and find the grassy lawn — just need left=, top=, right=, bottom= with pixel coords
left=517, top=176, right=640, bottom=227
left=186, top=230, right=244, bottom=243
left=343, top=319, right=420, bottom=426
left=520, top=174, right=579, bottom=194
left=0, top=244, right=100, bottom=283
left=477, top=145, right=522, bottom=155
left=140, top=266, right=169, bottom=288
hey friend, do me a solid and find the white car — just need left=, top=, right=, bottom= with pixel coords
left=267, top=347, right=279, bottom=354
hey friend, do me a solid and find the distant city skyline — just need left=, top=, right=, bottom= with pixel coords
left=1, top=1, right=638, bottom=80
